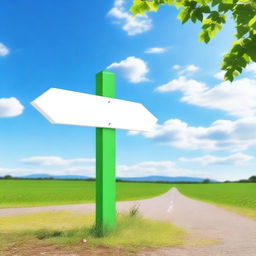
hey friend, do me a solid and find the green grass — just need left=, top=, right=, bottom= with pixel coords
left=0, top=180, right=255, bottom=219
left=175, top=183, right=256, bottom=219
left=0, top=211, right=186, bottom=253
left=0, top=180, right=173, bottom=208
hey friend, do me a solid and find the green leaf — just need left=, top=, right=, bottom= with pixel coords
left=212, top=0, right=220, bottom=7
left=167, top=0, right=175, bottom=5
left=222, top=0, right=233, bottom=4
left=246, top=40, right=256, bottom=62
left=200, top=5, right=211, bottom=13
left=233, top=70, right=240, bottom=77
left=236, top=25, right=249, bottom=39
left=218, top=3, right=233, bottom=12
left=220, top=14, right=226, bottom=24
left=191, top=10, right=197, bottom=23
left=175, top=0, right=185, bottom=8
left=199, top=31, right=210, bottom=43
left=178, top=7, right=190, bottom=24
left=130, top=1, right=149, bottom=15
left=224, top=70, right=234, bottom=82
left=146, top=1, right=160, bottom=11
left=195, top=10, right=203, bottom=21
left=242, top=53, right=250, bottom=63
left=249, top=16, right=256, bottom=29
left=231, top=43, right=243, bottom=53
left=234, top=5, right=255, bottom=25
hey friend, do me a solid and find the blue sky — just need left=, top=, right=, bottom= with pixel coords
left=0, top=0, right=256, bottom=181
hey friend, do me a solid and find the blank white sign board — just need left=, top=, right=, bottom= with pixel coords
left=31, top=88, right=157, bottom=132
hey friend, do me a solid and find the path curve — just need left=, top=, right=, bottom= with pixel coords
left=0, top=188, right=255, bottom=256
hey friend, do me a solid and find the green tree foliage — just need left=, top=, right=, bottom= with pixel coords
left=130, top=0, right=256, bottom=81
left=3, top=175, right=13, bottom=179
left=248, top=175, right=256, bottom=182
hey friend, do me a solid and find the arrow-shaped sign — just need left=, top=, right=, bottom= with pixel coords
left=31, top=88, right=157, bottom=132
left=31, top=70, right=158, bottom=236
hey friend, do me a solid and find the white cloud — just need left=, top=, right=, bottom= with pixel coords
left=0, top=97, right=24, bottom=117
left=156, top=76, right=256, bottom=118
left=145, top=47, right=167, bottom=54
left=117, top=161, right=205, bottom=177
left=108, top=0, right=152, bottom=36
left=179, top=153, right=253, bottom=166
left=172, top=64, right=199, bottom=76
left=214, top=70, right=225, bottom=80
left=63, top=166, right=95, bottom=177
left=245, top=62, right=256, bottom=75
left=0, top=160, right=206, bottom=179
left=107, top=56, right=149, bottom=83
left=181, top=65, right=199, bottom=74
left=172, top=65, right=181, bottom=70
left=155, top=76, right=206, bottom=94
left=0, top=43, right=9, bottom=56
left=20, top=156, right=95, bottom=166
left=0, top=166, right=95, bottom=178
left=69, top=161, right=202, bottom=178
left=133, top=117, right=256, bottom=151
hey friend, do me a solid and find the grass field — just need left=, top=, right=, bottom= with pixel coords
left=0, top=180, right=173, bottom=208
left=176, top=183, right=256, bottom=219
left=0, top=180, right=255, bottom=218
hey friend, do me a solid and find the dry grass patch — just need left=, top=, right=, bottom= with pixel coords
left=0, top=211, right=186, bottom=254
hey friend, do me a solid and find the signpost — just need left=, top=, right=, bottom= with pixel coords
left=31, top=70, right=157, bottom=235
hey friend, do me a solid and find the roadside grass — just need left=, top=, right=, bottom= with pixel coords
left=176, top=183, right=256, bottom=219
left=0, top=180, right=173, bottom=208
left=0, top=211, right=186, bottom=253
left=214, top=204, right=256, bottom=219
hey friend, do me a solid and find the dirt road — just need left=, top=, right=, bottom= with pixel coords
left=0, top=188, right=255, bottom=256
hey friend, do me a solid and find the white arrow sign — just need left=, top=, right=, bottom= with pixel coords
left=31, top=88, right=157, bottom=132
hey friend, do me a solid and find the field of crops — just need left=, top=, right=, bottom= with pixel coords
left=0, top=180, right=255, bottom=218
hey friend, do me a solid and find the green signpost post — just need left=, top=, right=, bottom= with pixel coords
left=31, top=70, right=157, bottom=236
left=96, top=71, right=116, bottom=234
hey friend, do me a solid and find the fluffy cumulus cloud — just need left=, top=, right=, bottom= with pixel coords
left=108, top=0, right=152, bottom=36
left=0, top=43, right=9, bottom=56
left=20, top=156, right=95, bottom=166
left=156, top=76, right=256, bottom=118
left=0, top=97, right=24, bottom=117
left=107, top=56, right=149, bottom=83
left=155, top=76, right=206, bottom=94
left=172, top=64, right=199, bottom=76
left=179, top=153, right=253, bottom=166
left=145, top=47, right=167, bottom=54
left=133, top=117, right=256, bottom=151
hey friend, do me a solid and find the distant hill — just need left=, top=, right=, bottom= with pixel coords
left=17, top=174, right=217, bottom=183
left=19, top=174, right=90, bottom=180
left=118, top=176, right=217, bottom=183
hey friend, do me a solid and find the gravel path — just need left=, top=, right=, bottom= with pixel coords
left=0, top=188, right=255, bottom=256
